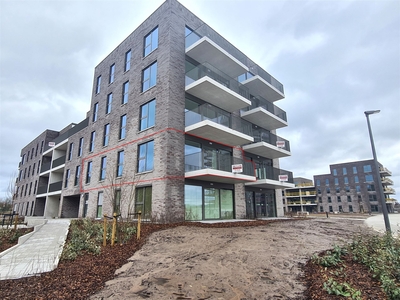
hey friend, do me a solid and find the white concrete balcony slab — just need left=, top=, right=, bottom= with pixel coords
left=241, top=75, right=285, bottom=102
left=186, top=120, right=254, bottom=146
left=186, top=37, right=249, bottom=78
left=241, top=107, right=288, bottom=131
left=243, top=142, right=291, bottom=159
left=245, top=179, right=295, bottom=189
left=185, top=168, right=256, bottom=184
left=186, top=76, right=251, bottom=112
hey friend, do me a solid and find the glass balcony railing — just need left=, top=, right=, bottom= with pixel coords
left=185, top=24, right=248, bottom=66
left=52, top=155, right=66, bottom=169
left=185, top=152, right=254, bottom=177
left=247, top=66, right=284, bottom=94
left=252, top=129, right=290, bottom=152
left=185, top=103, right=253, bottom=136
left=242, top=95, right=287, bottom=122
left=255, top=166, right=293, bottom=183
left=40, top=161, right=51, bottom=173
left=48, top=181, right=62, bottom=193
left=37, top=185, right=48, bottom=195
left=285, top=191, right=317, bottom=197
left=186, top=62, right=250, bottom=100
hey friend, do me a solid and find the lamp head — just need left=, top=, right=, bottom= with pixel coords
left=364, top=110, right=380, bottom=116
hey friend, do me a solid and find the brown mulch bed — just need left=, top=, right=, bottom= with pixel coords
left=302, top=251, right=387, bottom=299
left=0, top=228, right=33, bottom=253
left=0, top=219, right=388, bottom=299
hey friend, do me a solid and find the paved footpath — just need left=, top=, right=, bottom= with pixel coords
left=364, top=213, right=400, bottom=236
left=0, top=219, right=70, bottom=280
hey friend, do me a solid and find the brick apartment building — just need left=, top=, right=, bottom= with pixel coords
left=314, top=160, right=396, bottom=214
left=13, top=0, right=294, bottom=221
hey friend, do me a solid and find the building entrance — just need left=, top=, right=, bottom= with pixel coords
left=245, top=190, right=276, bottom=219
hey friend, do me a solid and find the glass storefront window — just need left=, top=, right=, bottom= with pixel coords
left=184, top=185, right=202, bottom=220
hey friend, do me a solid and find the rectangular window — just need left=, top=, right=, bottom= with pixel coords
left=344, top=177, right=349, bottom=184
left=31, top=148, right=34, bottom=159
left=347, top=196, right=352, bottom=202
left=346, top=186, right=350, bottom=192
left=371, top=205, right=378, bottom=212
left=103, top=124, right=110, bottom=146
left=34, top=180, right=37, bottom=194
left=356, top=186, right=361, bottom=192
left=138, top=140, right=154, bottom=172
left=338, top=205, right=342, bottom=212
left=109, top=64, right=115, bottom=84
left=86, top=161, right=92, bottom=184
left=83, top=193, right=89, bottom=217
left=335, top=187, right=340, bottom=193
left=74, top=165, right=80, bottom=186
left=114, top=189, right=121, bottom=214
left=316, top=179, right=320, bottom=186
left=353, top=166, right=357, bottom=174
left=334, top=178, right=339, bottom=185
left=354, top=175, right=359, bottom=183
left=140, top=99, right=156, bottom=130
left=125, top=50, right=131, bottom=72
left=96, top=75, right=101, bottom=94
left=97, top=192, right=103, bottom=218
left=93, top=102, right=99, bottom=122
left=144, top=27, right=158, bottom=57
left=369, top=194, right=377, bottom=201
left=37, top=160, right=41, bottom=174
left=326, top=187, right=331, bottom=194
left=142, top=61, right=157, bottom=92
left=65, top=169, right=70, bottom=188
left=135, top=186, right=152, bottom=219
left=333, top=169, right=337, bottom=176
left=106, top=93, right=112, bottom=114
left=40, top=141, right=44, bottom=153
left=89, top=131, right=96, bottom=152
left=28, top=166, right=31, bottom=177
left=320, top=206, right=324, bottom=212
left=343, top=167, right=347, bottom=175
left=329, top=206, right=333, bottom=212
left=99, top=156, right=107, bottom=181
left=68, top=142, right=74, bottom=160
left=349, top=205, right=353, bottom=212
left=365, top=174, right=373, bottom=182
left=328, top=196, right=332, bottom=203
left=116, top=150, right=124, bottom=177
left=325, top=178, right=329, bottom=186
left=337, top=196, right=341, bottom=202
left=319, top=197, right=322, bottom=203
left=122, top=81, right=129, bottom=104
left=367, top=184, right=375, bottom=191
left=363, top=165, right=372, bottom=172
left=20, top=186, right=24, bottom=197
left=28, top=182, right=32, bottom=196
left=35, top=144, right=39, bottom=156
left=78, top=137, right=84, bottom=157
left=317, top=188, right=321, bottom=194
left=27, top=151, right=30, bottom=162
left=119, top=115, right=127, bottom=139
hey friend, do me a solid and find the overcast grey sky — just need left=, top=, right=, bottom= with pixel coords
left=0, top=0, right=399, bottom=200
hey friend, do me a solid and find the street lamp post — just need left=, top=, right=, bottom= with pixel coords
left=364, top=110, right=391, bottom=233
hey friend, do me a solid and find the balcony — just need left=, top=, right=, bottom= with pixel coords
left=48, top=181, right=62, bottom=193
left=287, top=201, right=317, bottom=206
left=285, top=191, right=317, bottom=197
left=186, top=25, right=249, bottom=78
left=185, top=103, right=254, bottom=146
left=239, top=71, right=284, bottom=102
left=185, top=152, right=256, bottom=184
left=242, top=131, right=291, bottom=159
left=383, top=187, right=396, bottom=195
left=52, top=155, right=66, bottom=169
left=381, top=177, right=393, bottom=185
left=37, top=185, right=48, bottom=195
left=40, top=161, right=51, bottom=174
left=385, top=198, right=396, bottom=203
left=380, top=167, right=392, bottom=176
left=240, top=95, right=287, bottom=130
left=245, top=166, right=294, bottom=189
left=185, top=63, right=251, bottom=112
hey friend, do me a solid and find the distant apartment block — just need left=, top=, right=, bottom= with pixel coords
left=13, top=0, right=294, bottom=221
left=314, top=160, right=396, bottom=213
left=283, top=177, right=317, bottom=213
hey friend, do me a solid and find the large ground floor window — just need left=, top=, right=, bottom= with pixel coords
left=135, top=186, right=152, bottom=219
left=185, top=184, right=234, bottom=221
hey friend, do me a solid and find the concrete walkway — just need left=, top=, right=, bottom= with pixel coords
left=0, top=219, right=70, bottom=280
left=365, top=213, right=400, bottom=236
